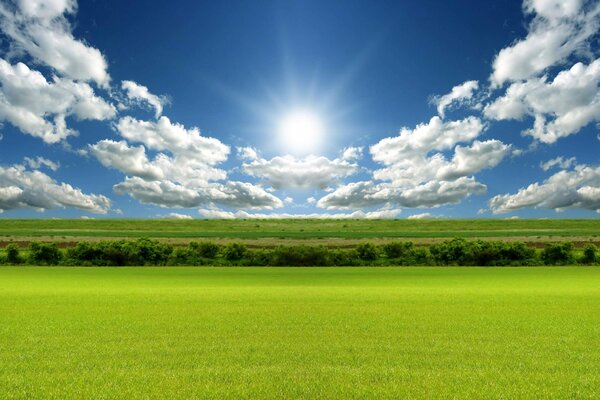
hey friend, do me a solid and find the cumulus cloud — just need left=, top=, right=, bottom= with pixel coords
left=432, top=80, right=479, bottom=118
left=121, top=80, right=168, bottom=118
left=485, top=60, right=600, bottom=143
left=116, top=116, right=229, bottom=163
left=113, top=177, right=282, bottom=210
left=314, top=115, right=511, bottom=211
left=239, top=146, right=362, bottom=190
left=490, top=0, right=600, bottom=86
left=91, top=117, right=283, bottom=210
left=540, top=156, right=576, bottom=171
left=0, top=163, right=110, bottom=213
left=0, top=59, right=115, bottom=143
left=317, top=177, right=487, bottom=210
left=198, top=208, right=402, bottom=219
left=371, top=117, right=485, bottom=166
left=317, top=116, right=507, bottom=211
left=435, top=140, right=511, bottom=181
left=489, top=164, right=600, bottom=213
left=0, top=0, right=110, bottom=85
left=89, top=140, right=164, bottom=181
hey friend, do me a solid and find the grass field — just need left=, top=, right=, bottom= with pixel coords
left=1, top=267, right=599, bottom=399
left=0, top=219, right=598, bottom=241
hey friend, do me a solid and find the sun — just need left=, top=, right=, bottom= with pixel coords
left=278, top=110, right=323, bottom=155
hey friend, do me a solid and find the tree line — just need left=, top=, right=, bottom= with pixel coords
left=0, top=238, right=598, bottom=266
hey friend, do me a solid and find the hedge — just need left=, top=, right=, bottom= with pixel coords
left=1, top=238, right=598, bottom=267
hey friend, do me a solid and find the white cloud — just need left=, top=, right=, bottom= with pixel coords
left=115, top=116, right=229, bottom=163
left=316, top=116, right=507, bottom=210
left=489, top=164, right=600, bottom=213
left=407, top=213, right=434, bottom=220
left=198, top=208, right=402, bottom=219
left=89, top=140, right=164, bottom=181
left=371, top=117, right=485, bottom=166
left=0, top=59, right=116, bottom=143
left=239, top=146, right=362, bottom=190
left=485, top=60, right=600, bottom=143
left=432, top=80, right=479, bottom=118
left=17, top=0, right=77, bottom=20
left=163, top=212, right=193, bottom=220
left=0, top=163, right=110, bottom=213
left=92, top=118, right=284, bottom=210
left=113, top=177, right=283, bottom=210
left=435, top=140, right=511, bottom=181
left=0, top=0, right=110, bottom=85
left=121, top=80, right=168, bottom=118
left=317, top=177, right=486, bottom=210
left=540, top=156, right=576, bottom=171
left=490, top=0, right=599, bottom=86
left=24, top=156, right=59, bottom=171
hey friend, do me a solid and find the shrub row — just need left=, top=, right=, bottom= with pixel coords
left=0, top=238, right=598, bottom=267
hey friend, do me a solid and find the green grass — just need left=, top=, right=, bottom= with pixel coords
left=0, top=218, right=598, bottom=239
left=1, top=267, right=599, bottom=399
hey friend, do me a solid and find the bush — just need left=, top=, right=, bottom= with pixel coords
left=64, top=239, right=173, bottom=266
left=430, top=239, right=536, bottom=266
left=541, top=242, right=574, bottom=265
left=382, top=241, right=414, bottom=259
left=28, top=242, right=61, bottom=265
left=189, top=241, right=220, bottom=259
left=121, top=238, right=173, bottom=265
left=430, top=238, right=471, bottom=265
left=270, top=245, right=331, bottom=266
left=581, top=243, right=597, bottom=264
left=5, top=243, right=22, bottom=264
left=223, top=243, right=247, bottom=261
left=356, top=243, right=378, bottom=261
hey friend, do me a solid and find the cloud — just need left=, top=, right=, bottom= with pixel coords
left=540, top=156, right=576, bottom=171
left=16, top=0, right=77, bottom=20
left=490, top=0, right=599, bottom=86
left=432, top=80, right=479, bottom=118
left=121, top=80, right=168, bottom=118
left=113, top=177, right=283, bottom=210
left=0, top=0, right=110, bottom=85
left=115, top=116, right=229, bottom=163
left=435, top=140, right=511, bottom=181
left=485, top=60, right=600, bottom=143
left=24, top=156, right=59, bottom=171
left=0, top=163, right=110, bottom=213
left=239, top=146, right=362, bottom=190
left=0, top=59, right=116, bottom=143
left=89, top=140, right=164, bottom=181
left=370, top=117, right=485, bottom=166
left=92, top=117, right=283, bottom=210
left=317, top=177, right=486, bottom=210
left=198, top=208, right=402, bottom=219
left=489, top=164, right=600, bottom=213
left=316, top=116, right=507, bottom=210
left=407, top=213, right=435, bottom=220
left=162, top=212, right=193, bottom=220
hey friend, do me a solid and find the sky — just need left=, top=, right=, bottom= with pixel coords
left=0, top=0, right=598, bottom=219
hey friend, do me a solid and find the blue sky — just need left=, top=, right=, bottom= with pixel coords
left=0, top=0, right=598, bottom=219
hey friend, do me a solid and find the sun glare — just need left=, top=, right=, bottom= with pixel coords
left=278, top=110, right=323, bottom=155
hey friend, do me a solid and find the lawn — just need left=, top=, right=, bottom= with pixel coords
left=1, top=267, right=599, bottom=399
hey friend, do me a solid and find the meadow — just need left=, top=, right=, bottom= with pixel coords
left=0, top=218, right=598, bottom=240
left=1, top=267, right=599, bottom=399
